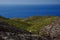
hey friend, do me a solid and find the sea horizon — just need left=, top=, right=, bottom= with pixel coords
left=0, top=4, right=60, bottom=18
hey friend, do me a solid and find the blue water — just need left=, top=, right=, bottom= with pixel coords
left=0, top=5, right=60, bottom=18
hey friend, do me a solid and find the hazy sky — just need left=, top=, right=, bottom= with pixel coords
left=0, top=0, right=60, bottom=4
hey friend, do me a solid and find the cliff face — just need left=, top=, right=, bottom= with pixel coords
left=40, top=18, right=60, bottom=40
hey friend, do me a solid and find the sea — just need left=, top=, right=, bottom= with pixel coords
left=0, top=4, right=60, bottom=18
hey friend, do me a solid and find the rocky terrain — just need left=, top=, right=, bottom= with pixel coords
left=0, top=22, right=46, bottom=40
left=0, top=16, right=60, bottom=40
left=40, top=18, right=60, bottom=40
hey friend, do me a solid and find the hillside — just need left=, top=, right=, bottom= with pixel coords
left=0, top=16, right=60, bottom=40
left=40, top=18, right=60, bottom=40
left=0, top=16, right=59, bottom=34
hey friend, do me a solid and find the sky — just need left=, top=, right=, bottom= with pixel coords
left=0, top=0, right=60, bottom=4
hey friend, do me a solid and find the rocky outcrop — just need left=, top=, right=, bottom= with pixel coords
left=40, top=18, right=60, bottom=40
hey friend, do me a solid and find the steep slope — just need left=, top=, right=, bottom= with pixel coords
left=0, top=16, right=59, bottom=34
left=7, top=16, right=59, bottom=34
left=0, top=21, right=45, bottom=40
left=0, top=16, right=60, bottom=40
left=24, top=16, right=58, bottom=34
left=40, top=18, right=60, bottom=40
